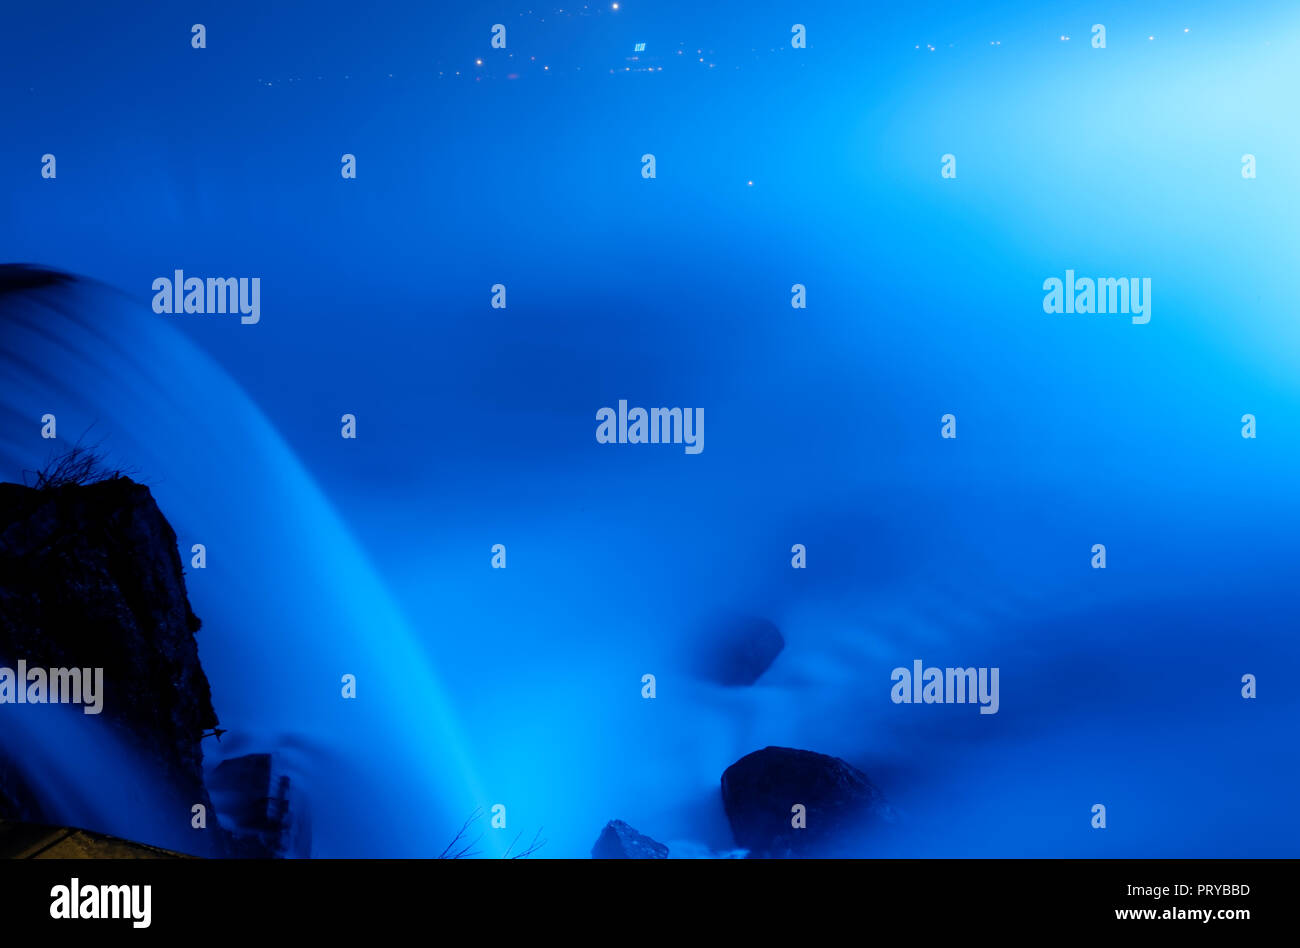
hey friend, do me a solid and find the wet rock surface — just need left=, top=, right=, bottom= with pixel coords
left=696, top=615, right=784, bottom=686
left=721, top=746, right=893, bottom=857
left=591, top=819, right=669, bottom=859
left=208, top=753, right=311, bottom=858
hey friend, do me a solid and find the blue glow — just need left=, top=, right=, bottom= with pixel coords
left=1, top=0, right=1297, bottom=857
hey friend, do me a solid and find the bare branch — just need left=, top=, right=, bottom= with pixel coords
left=508, top=827, right=547, bottom=860
left=437, top=808, right=485, bottom=860
left=438, top=810, right=545, bottom=859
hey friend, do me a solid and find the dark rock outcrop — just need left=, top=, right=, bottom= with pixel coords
left=0, top=477, right=220, bottom=846
left=696, top=615, right=784, bottom=686
left=721, top=746, right=893, bottom=857
left=208, top=753, right=311, bottom=859
left=591, top=819, right=669, bottom=859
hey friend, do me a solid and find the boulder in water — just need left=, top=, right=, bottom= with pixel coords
left=591, top=820, right=669, bottom=859
left=720, top=746, right=892, bottom=857
left=696, top=615, right=784, bottom=686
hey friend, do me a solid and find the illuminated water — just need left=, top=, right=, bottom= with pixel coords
left=1, top=1, right=1297, bottom=857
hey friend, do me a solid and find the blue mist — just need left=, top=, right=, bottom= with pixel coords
left=1, top=1, right=1297, bottom=856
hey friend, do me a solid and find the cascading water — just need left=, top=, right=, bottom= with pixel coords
left=0, top=268, right=481, bottom=856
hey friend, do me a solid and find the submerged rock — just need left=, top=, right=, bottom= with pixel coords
left=208, top=753, right=311, bottom=858
left=720, top=746, right=892, bottom=857
left=696, top=615, right=784, bottom=686
left=663, top=839, right=749, bottom=859
left=591, top=819, right=669, bottom=859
